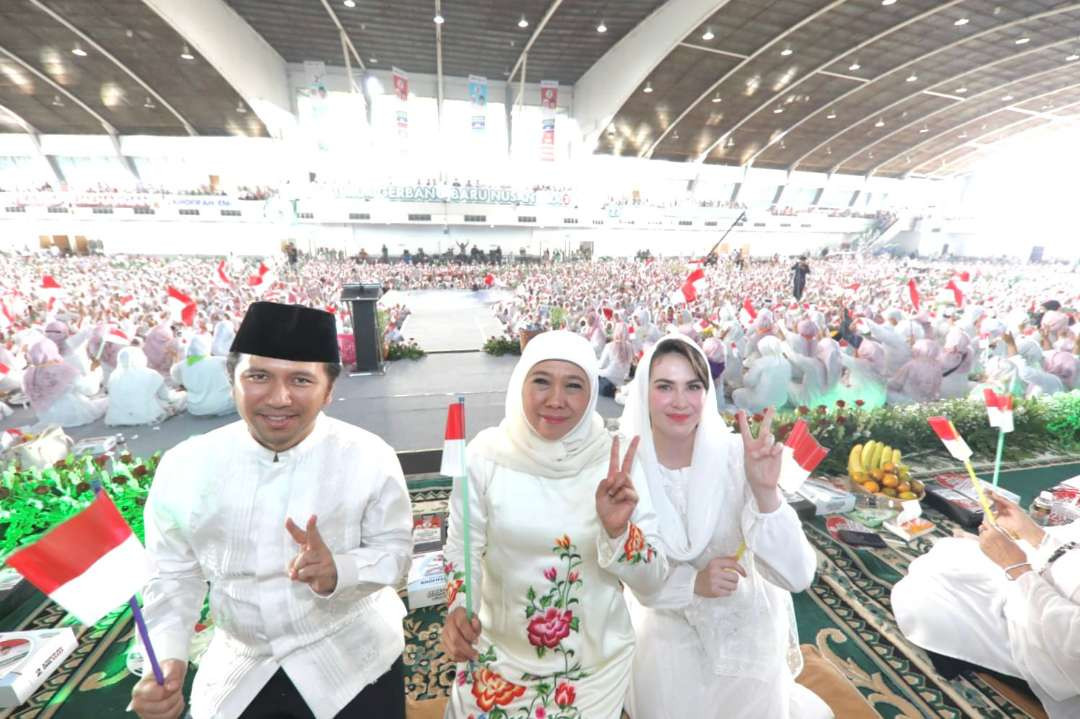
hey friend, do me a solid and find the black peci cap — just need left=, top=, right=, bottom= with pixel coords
left=230, top=302, right=340, bottom=363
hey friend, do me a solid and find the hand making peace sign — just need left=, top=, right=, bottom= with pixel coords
left=595, top=435, right=641, bottom=539
left=737, top=407, right=784, bottom=512
left=285, top=515, right=338, bottom=596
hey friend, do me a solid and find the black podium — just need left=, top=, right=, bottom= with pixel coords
left=342, top=283, right=383, bottom=373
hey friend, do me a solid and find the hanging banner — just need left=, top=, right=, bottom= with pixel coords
left=540, top=80, right=558, bottom=162
left=392, top=67, right=409, bottom=139
left=468, top=75, right=488, bottom=132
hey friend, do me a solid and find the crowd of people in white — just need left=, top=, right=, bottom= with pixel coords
left=0, top=249, right=1077, bottom=433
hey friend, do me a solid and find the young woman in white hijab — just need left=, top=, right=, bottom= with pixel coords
left=440, top=330, right=668, bottom=719
left=169, top=335, right=235, bottom=416
left=732, top=336, right=792, bottom=413
left=620, top=335, right=829, bottom=719
left=105, top=346, right=186, bottom=426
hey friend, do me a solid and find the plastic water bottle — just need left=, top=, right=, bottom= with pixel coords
left=1028, top=491, right=1053, bottom=526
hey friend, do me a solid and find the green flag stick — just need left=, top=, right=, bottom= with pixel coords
left=991, top=429, right=1006, bottom=487
left=457, top=395, right=472, bottom=620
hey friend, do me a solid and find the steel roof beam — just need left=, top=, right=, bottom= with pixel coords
left=0, top=44, right=117, bottom=135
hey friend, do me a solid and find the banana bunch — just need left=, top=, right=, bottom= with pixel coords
left=848, top=441, right=922, bottom=500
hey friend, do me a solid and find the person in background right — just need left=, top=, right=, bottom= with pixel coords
left=892, top=493, right=1080, bottom=718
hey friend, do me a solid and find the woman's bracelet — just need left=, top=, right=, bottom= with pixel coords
left=1002, top=561, right=1031, bottom=580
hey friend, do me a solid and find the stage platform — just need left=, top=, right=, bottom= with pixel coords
left=1, top=351, right=624, bottom=461
left=383, top=287, right=512, bottom=352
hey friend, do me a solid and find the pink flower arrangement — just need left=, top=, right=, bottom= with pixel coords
left=527, top=608, right=574, bottom=649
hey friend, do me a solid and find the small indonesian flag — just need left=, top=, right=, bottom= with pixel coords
left=440, top=401, right=466, bottom=478
left=928, top=416, right=972, bottom=461
left=5, top=493, right=154, bottom=626
left=698, top=317, right=711, bottom=331
left=103, top=326, right=132, bottom=345
left=846, top=282, right=861, bottom=292
left=983, top=389, right=1014, bottom=433
left=601, top=306, right=613, bottom=321
left=212, top=260, right=234, bottom=288
left=944, top=279, right=965, bottom=307
left=247, top=263, right=276, bottom=294
left=907, top=279, right=920, bottom=312
left=668, top=268, right=706, bottom=305
left=0, top=298, right=15, bottom=329
left=40, top=275, right=62, bottom=294
left=483, top=273, right=495, bottom=287
left=165, top=286, right=197, bottom=327
left=739, top=298, right=758, bottom=327
left=779, top=419, right=829, bottom=493
left=0, top=361, right=9, bottom=376
left=627, top=325, right=635, bottom=337
left=118, top=295, right=136, bottom=309
left=1, top=427, right=22, bottom=450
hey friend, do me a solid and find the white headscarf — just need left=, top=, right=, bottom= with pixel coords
left=469, top=330, right=611, bottom=479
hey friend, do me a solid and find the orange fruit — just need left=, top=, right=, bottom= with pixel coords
left=862, top=481, right=880, bottom=493
left=899, top=491, right=918, bottom=500
left=898, top=481, right=911, bottom=494
left=882, top=487, right=898, bottom=497
left=882, top=475, right=899, bottom=488
left=882, top=462, right=896, bottom=473
left=871, top=468, right=884, bottom=480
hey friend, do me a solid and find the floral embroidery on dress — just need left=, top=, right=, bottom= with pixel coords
left=618, top=522, right=656, bottom=564
left=444, top=559, right=466, bottom=606
left=458, top=535, right=587, bottom=718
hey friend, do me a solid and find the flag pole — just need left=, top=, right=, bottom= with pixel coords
left=962, top=460, right=997, bottom=526
left=128, top=597, right=165, bottom=685
left=457, top=395, right=472, bottom=621
left=991, top=429, right=1006, bottom=487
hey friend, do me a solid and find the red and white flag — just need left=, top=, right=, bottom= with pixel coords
left=483, top=273, right=495, bottom=288
left=667, top=267, right=706, bottom=305
left=102, top=326, right=132, bottom=346
left=165, top=286, right=197, bottom=327
left=117, top=295, right=136, bottom=310
left=211, top=260, right=234, bottom=289
left=779, top=419, right=829, bottom=493
left=247, top=263, right=276, bottom=295
left=944, top=279, right=965, bottom=307
left=983, top=389, right=1014, bottom=433
left=440, top=401, right=466, bottom=477
left=39, top=275, right=62, bottom=295
left=739, top=298, right=757, bottom=327
left=0, top=298, right=14, bottom=329
left=928, top=416, right=972, bottom=461
left=907, top=279, right=920, bottom=312
left=0, top=361, right=9, bottom=376
left=5, top=493, right=154, bottom=626
left=601, top=306, right=614, bottom=321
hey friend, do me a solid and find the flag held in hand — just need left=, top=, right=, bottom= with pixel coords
left=779, top=419, right=829, bottom=493
left=983, top=389, right=1014, bottom=433
left=440, top=401, right=466, bottom=478
left=5, top=493, right=154, bottom=626
left=928, top=416, right=972, bottom=461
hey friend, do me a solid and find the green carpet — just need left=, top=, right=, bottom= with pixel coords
left=3, top=464, right=1076, bottom=718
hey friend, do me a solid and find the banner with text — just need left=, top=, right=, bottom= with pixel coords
left=468, top=75, right=488, bottom=132
left=540, top=80, right=558, bottom=162
left=392, top=67, right=409, bottom=141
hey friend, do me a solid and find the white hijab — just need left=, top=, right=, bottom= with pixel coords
left=469, top=330, right=611, bottom=479
left=619, top=333, right=737, bottom=562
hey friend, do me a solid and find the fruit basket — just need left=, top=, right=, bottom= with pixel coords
left=847, top=440, right=925, bottom=506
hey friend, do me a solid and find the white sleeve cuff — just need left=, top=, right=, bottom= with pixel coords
left=597, top=525, right=630, bottom=568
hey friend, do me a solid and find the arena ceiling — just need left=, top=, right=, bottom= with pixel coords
left=1, top=0, right=1079, bottom=178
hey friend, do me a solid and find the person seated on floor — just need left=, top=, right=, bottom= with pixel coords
left=620, top=335, right=831, bottom=719
left=45, top=319, right=103, bottom=395
left=22, top=338, right=107, bottom=429
left=143, top=323, right=182, bottom=380
left=886, top=339, right=943, bottom=405
left=733, top=336, right=792, bottom=414
left=106, top=346, right=186, bottom=426
left=1045, top=337, right=1078, bottom=391
left=170, top=335, right=235, bottom=417
left=837, top=338, right=888, bottom=409
left=210, top=316, right=236, bottom=357
left=598, top=321, right=633, bottom=398
left=939, top=327, right=976, bottom=399
left=1008, top=335, right=1065, bottom=397
left=892, top=493, right=1080, bottom=719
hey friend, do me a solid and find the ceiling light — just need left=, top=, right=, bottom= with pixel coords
left=848, top=60, right=861, bottom=71
left=71, top=44, right=87, bottom=57
left=1002, top=94, right=1014, bottom=101
left=343, top=0, right=355, bottom=7
left=919, top=125, right=929, bottom=133
left=780, top=47, right=793, bottom=57
left=958, top=131, right=967, bottom=139
left=643, top=81, right=653, bottom=93
left=702, top=28, right=715, bottom=41
left=725, top=136, right=735, bottom=148
left=875, top=117, right=885, bottom=127
left=882, top=0, right=896, bottom=5
left=826, top=146, right=832, bottom=155
left=596, top=20, right=607, bottom=33
left=143, top=96, right=156, bottom=109
left=434, top=13, right=444, bottom=24
left=518, top=14, right=528, bottom=28
left=868, top=152, right=875, bottom=159
left=236, top=100, right=246, bottom=114
left=1067, top=53, right=1080, bottom=61
left=826, top=109, right=837, bottom=119
left=773, top=106, right=784, bottom=113
left=956, top=87, right=967, bottom=93
left=180, top=44, right=194, bottom=60
left=1015, top=37, right=1030, bottom=45
left=672, top=130, right=680, bottom=140
left=906, top=73, right=917, bottom=82
left=51, top=95, right=63, bottom=107
left=369, top=57, right=378, bottom=64
left=711, top=93, right=722, bottom=103
left=954, top=17, right=969, bottom=26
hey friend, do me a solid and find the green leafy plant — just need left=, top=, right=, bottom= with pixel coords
left=385, top=340, right=426, bottom=361
left=484, top=334, right=522, bottom=356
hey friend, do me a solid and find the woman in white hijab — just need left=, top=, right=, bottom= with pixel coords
left=440, top=330, right=668, bottom=719
left=210, top=318, right=236, bottom=357
left=169, top=335, right=235, bottom=416
left=620, top=335, right=829, bottom=719
left=105, top=346, right=186, bottom=426
left=732, top=336, right=792, bottom=413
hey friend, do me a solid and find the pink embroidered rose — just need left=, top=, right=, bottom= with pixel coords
left=554, top=682, right=576, bottom=708
left=543, top=567, right=557, bottom=582
left=446, top=578, right=464, bottom=606
left=527, top=608, right=573, bottom=649
left=567, top=570, right=579, bottom=584
left=536, top=709, right=546, bottom=719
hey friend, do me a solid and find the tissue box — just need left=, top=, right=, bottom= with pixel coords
left=0, top=629, right=77, bottom=708
left=797, top=479, right=855, bottom=516
left=406, top=551, right=447, bottom=610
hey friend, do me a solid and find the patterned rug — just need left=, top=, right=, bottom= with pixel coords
left=2, top=465, right=1075, bottom=718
